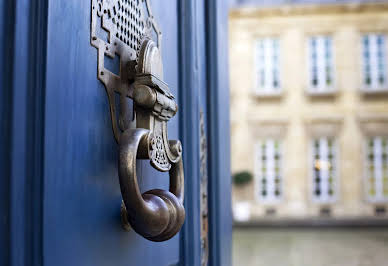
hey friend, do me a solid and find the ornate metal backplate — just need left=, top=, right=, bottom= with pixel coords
left=90, top=0, right=162, bottom=142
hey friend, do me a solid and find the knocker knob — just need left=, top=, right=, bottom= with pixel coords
left=133, top=84, right=156, bottom=109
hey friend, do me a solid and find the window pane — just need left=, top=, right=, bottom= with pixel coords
left=366, top=137, right=388, bottom=202
left=255, top=38, right=281, bottom=93
left=362, top=34, right=387, bottom=90
left=312, top=137, right=337, bottom=202
left=256, top=139, right=282, bottom=203
left=309, top=36, right=333, bottom=92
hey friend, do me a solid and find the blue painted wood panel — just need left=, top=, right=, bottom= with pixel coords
left=178, top=1, right=201, bottom=265
left=206, top=1, right=233, bottom=265
left=0, top=0, right=13, bottom=264
left=43, top=1, right=180, bottom=265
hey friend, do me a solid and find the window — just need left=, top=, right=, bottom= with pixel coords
left=308, top=36, right=334, bottom=92
left=255, top=139, right=282, bottom=203
left=311, top=137, right=337, bottom=203
left=255, top=38, right=281, bottom=94
left=362, top=34, right=387, bottom=91
left=365, top=137, right=388, bottom=202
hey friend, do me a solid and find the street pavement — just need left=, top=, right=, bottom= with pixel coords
left=233, top=228, right=388, bottom=266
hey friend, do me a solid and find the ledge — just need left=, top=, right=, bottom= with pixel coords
left=248, top=119, right=289, bottom=138
left=360, top=88, right=388, bottom=95
left=247, top=117, right=290, bottom=125
left=251, top=90, right=284, bottom=99
left=357, top=113, right=388, bottom=136
left=305, top=89, right=339, bottom=98
left=304, top=115, right=344, bottom=123
left=230, top=3, right=388, bottom=18
left=357, top=113, right=388, bottom=124
left=304, top=115, right=344, bottom=137
left=233, top=218, right=388, bottom=228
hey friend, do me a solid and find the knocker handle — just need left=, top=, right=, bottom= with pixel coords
left=119, top=128, right=185, bottom=242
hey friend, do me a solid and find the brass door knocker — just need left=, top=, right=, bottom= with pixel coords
left=119, top=39, right=185, bottom=241
left=91, top=0, right=184, bottom=242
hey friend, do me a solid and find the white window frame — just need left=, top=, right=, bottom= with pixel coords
left=361, top=33, right=388, bottom=93
left=254, top=37, right=282, bottom=96
left=307, top=35, right=336, bottom=94
left=255, top=139, right=283, bottom=204
left=309, top=137, right=339, bottom=204
left=364, top=136, right=388, bottom=203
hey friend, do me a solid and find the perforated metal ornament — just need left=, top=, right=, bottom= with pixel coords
left=90, top=0, right=162, bottom=142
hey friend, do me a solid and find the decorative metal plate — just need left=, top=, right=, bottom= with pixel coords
left=200, top=110, right=209, bottom=266
left=90, top=0, right=162, bottom=142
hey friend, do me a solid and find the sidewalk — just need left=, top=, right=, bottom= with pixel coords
left=233, top=228, right=388, bottom=266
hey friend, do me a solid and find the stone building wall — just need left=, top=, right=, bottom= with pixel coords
left=230, top=2, right=388, bottom=221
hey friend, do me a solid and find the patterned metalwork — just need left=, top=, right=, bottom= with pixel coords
left=150, top=134, right=169, bottom=171
left=91, top=0, right=161, bottom=142
left=200, top=111, right=209, bottom=266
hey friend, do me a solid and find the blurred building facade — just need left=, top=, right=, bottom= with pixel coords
left=230, top=1, right=388, bottom=222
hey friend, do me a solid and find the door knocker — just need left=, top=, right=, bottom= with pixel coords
left=91, top=0, right=185, bottom=242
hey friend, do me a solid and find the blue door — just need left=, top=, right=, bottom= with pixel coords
left=0, top=1, right=231, bottom=266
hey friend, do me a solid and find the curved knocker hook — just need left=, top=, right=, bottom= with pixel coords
left=117, top=39, right=185, bottom=242
left=119, top=128, right=184, bottom=242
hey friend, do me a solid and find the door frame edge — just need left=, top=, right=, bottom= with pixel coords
left=7, top=0, right=49, bottom=265
left=206, top=1, right=233, bottom=266
left=178, top=1, right=202, bottom=266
